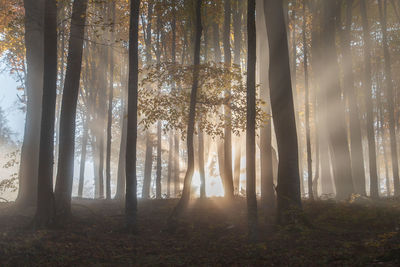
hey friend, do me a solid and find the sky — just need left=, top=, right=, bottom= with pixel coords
left=0, top=71, right=25, bottom=142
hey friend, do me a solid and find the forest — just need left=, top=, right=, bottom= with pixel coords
left=0, top=0, right=400, bottom=265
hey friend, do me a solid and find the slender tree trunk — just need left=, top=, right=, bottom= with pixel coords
left=142, top=1, right=154, bottom=199
left=257, top=0, right=275, bottom=218
left=142, top=136, right=153, bottom=198
left=33, top=0, right=57, bottom=228
left=171, top=2, right=180, bottom=198
left=78, top=118, right=89, bottom=198
left=16, top=0, right=44, bottom=207
left=223, top=0, right=234, bottom=199
left=198, top=129, right=206, bottom=198
left=115, top=96, right=127, bottom=200
left=360, top=0, right=379, bottom=198
left=321, top=0, right=354, bottom=199
left=376, top=58, right=391, bottom=196
left=302, top=1, right=313, bottom=200
left=378, top=0, right=400, bottom=196
left=167, top=132, right=173, bottom=198
left=170, top=0, right=202, bottom=219
left=247, top=0, right=258, bottom=240
left=125, top=0, right=140, bottom=233
left=290, top=8, right=304, bottom=197
left=264, top=0, right=302, bottom=223
left=233, top=0, right=242, bottom=196
left=106, top=1, right=116, bottom=200
left=54, top=0, right=88, bottom=218
left=338, top=0, right=367, bottom=196
left=155, top=17, right=162, bottom=199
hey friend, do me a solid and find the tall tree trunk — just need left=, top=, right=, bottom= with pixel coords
left=78, top=118, right=89, bottom=198
left=54, top=0, right=88, bottom=218
left=16, top=0, right=44, bottom=207
left=339, top=0, right=367, bottom=196
left=264, top=0, right=302, bottom=223
left=376, top=58, right=391, bottom=196
left=125, top=0, right=140, bottom=233
left=247, top=0, right=258, bottom=240
left=172, top=2, right=180, bottom=197
left=257, top=0, right=275, bottom=218
left=33, top=0, right=57, bottom=228
left=309, top=1, right=334, bottom=197
left=170, top=0, right=202, bottom=219
left=115, top=96, right=127, bottom=200
left=223, top=0, right=234, bottom=199
left=360, top=0, right=379, bottom=198
left=167, top=132, right=173, bottom=198
left=378, top=0, right=400, bottom=196
left=106, top=1, right=116, bottom=200
left=302, top=0, right=313, bottom=200
left=233, top=0, right=242, bottom=196
left=155, top=17, right=162, bottom=199
left=321, top=0, right=354, bottom=199
left=142, top=1, right=154, bottom=199
left=290, top=8, right=304, bottom=197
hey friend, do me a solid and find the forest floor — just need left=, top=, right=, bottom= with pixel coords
left=0, top=197, right=400, bottom=266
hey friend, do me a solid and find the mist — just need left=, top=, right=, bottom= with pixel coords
left=0, top=0, right=399, bottom=265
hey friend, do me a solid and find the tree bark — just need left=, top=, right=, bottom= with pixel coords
left=16, top=0, right=44, bottom=208
left=170, top=0, right=202, bottom=219
left=247, top=0, right=258, bottom=240
left=264, top=0, right=302, bottom=223
left=78, top=118, right=89, bottom=198
left=257, top=0, right=275, bottom=219
left=125, top=0, right=140, bottom=233
left=54, top=0, right=88, bottom=218
left=33, top=0, right=57, bottom=228
left=223, top=0, right=234, bottom=199
left=321, top=0, right=354, bottom=199
left=378, top=0, right=400, bottom=196
left=338, top=0, right=367, bottom=196
left=106, top=1, right=116, bottom=200
left=302, top=0, right=313, bottom=200
left=360, top=0, right=379, bottom=198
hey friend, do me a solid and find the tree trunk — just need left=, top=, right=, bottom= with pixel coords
left=302, top=1, right=313, bottom=200
left=54, top=0, right=88, bottom=219
left=142, top=134, right=153, bottom=198
left=16, top=0, right=44, bottom=208
left=247, top=0, right=258, bottom=240
left=142, top=1, right=154, bottom=199
left=170, top=0, right=202, bottom=219
left=78, top=118, right=89, bottom=198
left=33, top=0, right=57, bottom=228
left=167, top=132, right=173, bottom=198
left=155, top=17, right=162, bottom=199
left=290, top=8, right=304, bottom=197
left=338, top=0, right=367, bottom=196
left=378, top=0, right=400, bottom=196
left=264, top=0, right=302, bottom=223
left=125, top=0, right=140, bottom=233
left=223, top=0, right=234, bottom=199
left=309, top=1, right=334, bottom=197
left=115, top=96, right=127, bottom=200
left=106, top=1, right=116, bottom=200
left=360, top=0, right=379, bottom=198
left=233, top=0, right=242, bottom=196
left=198, top=128, right=206, bottom=198
left=376, top=58, right=391, bottom=196
left=321, top=0, right=354, bottom=200
left=257, top=0, right=275, bottom=219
